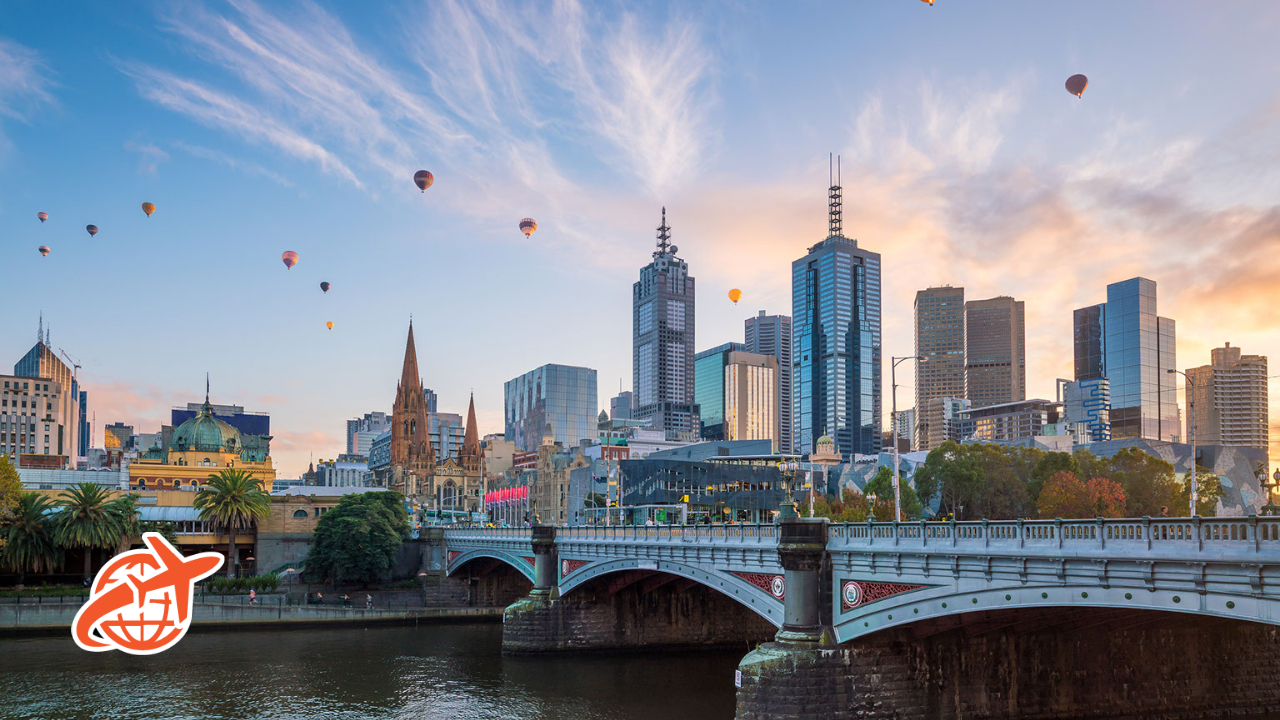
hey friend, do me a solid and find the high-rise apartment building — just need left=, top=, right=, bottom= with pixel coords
left=633, top=208, right=699, bottom=441
left=0, top=375, right=65, bottom=461
left=347, top=411, right=391, bottom=456
left=914, top=286, right=965, bottom=450
left=1185, top=343, right=1268, bottom=453
left=895, top=407, right=915, bottom=451
left=792, top=166, right=882, bottom=457
left=745, top=311, right=793, bottom=454
left=964, top=296, right=1026, bottom=408
left=505, top=363, right=598, bottom=451
left=1073, top=277, right=1178, bottom=441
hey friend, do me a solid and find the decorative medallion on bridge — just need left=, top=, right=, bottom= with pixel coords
left=447, top=551, right=461, bottom=564
left=561, top=559, right=589, bottom=578
left=731, top=572, right=785, bottom=600
left=521, top=556, right=535, bottom=567
left=841, top=580, right=929, bottom=611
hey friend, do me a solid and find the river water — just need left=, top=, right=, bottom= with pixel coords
left=0, top=623, right=745, bottom=720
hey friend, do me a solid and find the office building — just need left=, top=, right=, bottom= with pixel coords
left=963, top=399, right=1059, bottom=443
left=633, top=208, right=700, bottom=441
left=12, top=318, right=79, bottom=467
left=505, top=363, right=598, bottom=451
left=964, top=296, right=1026, bottom=408
left=610, top=391, right=634, bottom=421
left=315, top=455, right=369, bottom=488
left=792, top=167, right=881, bottom=457
left=77, top=390, right=89, bottom=458
left=895, top=407, right=915, bottom=452
left=171, top=401, right=269, bottom=438
left=429, top=411, right=465, bottom=461
left=920, top=396, right=971, bottom=450
left=0, top=375, right=65, bottom=461
left=745, top=310, right=793, bottom=454
left=696, top=343, right=778, bottom=449
left=1073, top=277, right=1178, bottom=441
left=346, top=411, right=391, bottom=456
left=1185, top=343, right=1268, bottom=453
left=694, top=342, right=746, bottom=440
left=914, top=286, right=965, bottom=449
left=1063, top=378, right=1112, bottom=442
left=424, top=388, right=438, bottom=414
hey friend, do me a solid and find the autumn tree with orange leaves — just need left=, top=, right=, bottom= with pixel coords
left=1036, top=471, right=1127, bottom=519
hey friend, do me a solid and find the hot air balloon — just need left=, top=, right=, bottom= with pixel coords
left=413, top=170, right=434, bottom=192
left=320, top=281, right=330, bottom=294
left=1065, top=74, right=1089, bottom=98
left=728, top=288, right=742, bottom=305
left=86, top=225, right=98, bottom=237
left=921, top=0, right=935, bottom=4
left=519, top=218, right=537, bottom=238
left=141, top=202, right=155, bottom=217
left=36, top=212, right=47, bottom=223
left=38, top=246, right=50, bottom=257
left=326, top=321, right=334, bottom=330
left=282, top=251, right=299, bottom=269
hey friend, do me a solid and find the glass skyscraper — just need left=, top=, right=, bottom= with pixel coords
left=791, top=178, right=882, bottom=458
left=504, top=363, right=598, bottom=451
left=1073, top=277, right=1177, bottom=441
left=694, top=342, right=746, bottom=440
left=914, top=286, right=965, bottom=450
left=745, top=311, right=793, bottom=454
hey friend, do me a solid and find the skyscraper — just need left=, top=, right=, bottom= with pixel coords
left=504, top=363, right=598, bottom=451
left=13, top=317, right=78, bottom=467
left=723, top=351, right=779, bottom=449
left=633, top=208, right=699, bottom=441
left=745, top=311, right=793, bottom=454
left=77, top=390, right=89, bottom=458
left=792, top=162, right=882, bottom=457
left=1186, top=343, right=1268, bottom=453
left=914, top=286, right=965, bottom=450
left=964, top=296, right=1026, bottom=408
left=1073, top=277, right=1178, bottom=441
left=610, top=391, right=633, bottom=421
left=695, top=342, right=746, bottom=441
left=347, top=411, right=391, bottom=456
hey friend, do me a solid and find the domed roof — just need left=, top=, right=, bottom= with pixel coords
left=171, top=398, right=241, bottom=453
left=817, top=435, right=834, bottom=445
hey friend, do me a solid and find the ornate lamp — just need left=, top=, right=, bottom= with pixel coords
left=1261, top=468, right=1280, bottom=517
left=776, top=460, right=800, bottom=522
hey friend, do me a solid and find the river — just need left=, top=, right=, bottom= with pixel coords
left=0, top=622, right=745, bottom=720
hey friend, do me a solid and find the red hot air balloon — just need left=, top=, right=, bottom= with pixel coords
left=1065, top=74, right=1089, bottom=98
left=38, top=246, right=50, bottom=257
left=320, top=281, right=330, bottom=294
left=414, top=170, right=434, bottom=192
left=519, top=218, right=537, bottom=238
left=37, top=212, right=48, bottom=223
left=282, top=251, right=299, bottom=269
left=86, top=225, right=98, bottom=237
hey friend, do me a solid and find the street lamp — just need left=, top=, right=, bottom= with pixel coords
left=891, top=355, right=927, bottom=523
left=1261, top=468, right=1280, bottom=517
left=1167, top=369, right=1197, bottom=517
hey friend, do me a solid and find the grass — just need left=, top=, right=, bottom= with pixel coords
left=0, top=584, right=90, bottom=598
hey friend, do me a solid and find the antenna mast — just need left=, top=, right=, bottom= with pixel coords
left=654, top=207, right=672, bottom=258
left=828, top=153, right=843, bottom=237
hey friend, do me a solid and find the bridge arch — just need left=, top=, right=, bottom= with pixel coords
left=445, top=548, right=536, bottom=583
left=558, top=557, right=784, bottom=627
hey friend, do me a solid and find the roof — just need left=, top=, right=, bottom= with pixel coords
left=271, top=486, right=380, bottom=497
left=139, top=506, right=203, bottom=522
left=171, top=398, right=242, bottom=453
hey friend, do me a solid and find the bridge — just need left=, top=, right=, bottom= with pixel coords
left=442, top=517, right=1280, bottom=719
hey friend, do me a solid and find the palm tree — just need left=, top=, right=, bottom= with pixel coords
left=56, top=483, right=126, bottom=580
left=111, top=494, right=142, bottom=553
left=1, top=493, right=62, bottom=586
left=194, top=469, right=271, bottom=577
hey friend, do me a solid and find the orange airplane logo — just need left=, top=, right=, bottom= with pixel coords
left=72, top=532, right=224, bottom=655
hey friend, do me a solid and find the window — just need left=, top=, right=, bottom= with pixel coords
left=293, top=509, right=308, bottom=518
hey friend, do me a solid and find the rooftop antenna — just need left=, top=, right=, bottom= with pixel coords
left=654, top=207, right=672, bottom=258
left=828, top=153, right=843, bottom=238
left=205, top=372, right=211, bottom=404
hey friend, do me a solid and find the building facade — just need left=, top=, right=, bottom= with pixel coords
left=1185, top=343, right=1269, bottom=454
left=315, top=455, right=369, bottom=487
left=12, top=325, right=79, bottom=467
left=388, top=322, right=435, bottom=495
left=633, top=207, right=700, bottom=441
left=171, top=401, right=269, bottom=438
left=1074, top=277, right=1178, bottom=441
left=914, top=286, right=966, bottom=449
left=504, top=363, right=598, bottom=451
left=1063, top=378, right=1112, bottom=442
left=724, top=352, right=779, bottom=450
left=745, top=310, right=794, bottom=454
left=0, top=375, right=65, bottom=462
left=920, top=396, right=972, bottom=450
left=346, top=411, right=391, bottom=456
left=694, top=342, right=746, bottom=441
left=792, top=177, right=881, bottom=458
left=610, top=391, right=633, bottom=421
left=964, top=295, right=1026, bottom=408
left=962, top=399, right=1059, bottom=444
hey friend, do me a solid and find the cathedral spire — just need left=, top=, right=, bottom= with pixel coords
left=401, top=320, right=420, bottom=390
left=462, top=392, right=480, bottom=456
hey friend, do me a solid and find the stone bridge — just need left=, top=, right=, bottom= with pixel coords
left=443, top=517, right=1280, bottom=719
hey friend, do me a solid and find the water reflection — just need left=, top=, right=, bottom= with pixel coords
left=0, top=623, right=746, bottom=720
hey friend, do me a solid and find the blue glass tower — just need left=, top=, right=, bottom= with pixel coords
left=694, top=342, right=746, bottom=441
left=504, top=363, right=598, bottom=451
left=791, top=165, right=882, bottom=457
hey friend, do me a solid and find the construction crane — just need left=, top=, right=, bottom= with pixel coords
left=59, top=348, right=82, bottom=382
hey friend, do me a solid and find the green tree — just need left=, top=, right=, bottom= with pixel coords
left=1182, top=467, right=1226, bottom=517
left=811, top=488, right=895, bottom=523
left=863, top=466, right=924, bottom=520
left=1099, top=447, right=1182, bottom=516
left=140, top=521, right=180, bottom=545
left=969, top=444, right=1033, bottom=519
left=303, top=492, right=410, bottom=586
left=56, top=483, right=126, bottom=580
left=583, top=492, right=608, bottom=509
left=0, top=455, right=22, bottom=518
left=1029, top=451, right=1081, bottom=507
left=194, top=469, right=272, bottom=577
left=912, top=441, right=983, bottom=519
left=110, top=494, right=142, bottom=552
left=1, top=492, right=62, bottom=585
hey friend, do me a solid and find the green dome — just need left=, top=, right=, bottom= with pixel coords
left=171, top=400, right=242, bottom=453
left=817, top=435, right=834, bottom=445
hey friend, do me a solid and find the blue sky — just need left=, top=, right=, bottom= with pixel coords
left=2, top=0, right=1279, bottom=477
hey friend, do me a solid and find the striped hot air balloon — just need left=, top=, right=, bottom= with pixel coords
left=519, top=218, right=537, bottom=238
left=282, top=251, right=299, bottom=269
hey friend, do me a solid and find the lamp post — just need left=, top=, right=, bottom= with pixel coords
left=1168, top=369, right=1197, bottom=516
left=891, top=355, right=927, bottom=522
left=1261, top=468, right=1280, bottom=517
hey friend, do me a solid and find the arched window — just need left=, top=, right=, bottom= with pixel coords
left=173, top=479, right=183, bottom=488
left=293, top=509, right=308, bottom=518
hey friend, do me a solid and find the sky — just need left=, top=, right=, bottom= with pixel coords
left=2, top=0, right=1279, bottom=479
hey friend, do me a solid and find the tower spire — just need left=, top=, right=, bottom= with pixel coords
left=654, top=206, right=672, bottom=257
left=37, top=312, right=43, bottom=346
left=828, top=153, right=843, bottom=237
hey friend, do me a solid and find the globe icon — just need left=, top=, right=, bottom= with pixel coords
left=88, top=555, right=185, bottom=652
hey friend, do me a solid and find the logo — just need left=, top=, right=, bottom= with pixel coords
left=72, top=532, right=224, bottom=655
left=842, top=581, right=862, bottom=608
left=770, top=576, right=785, bottom=599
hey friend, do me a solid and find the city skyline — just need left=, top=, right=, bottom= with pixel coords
left=2, top=1, right=1280, bottom=476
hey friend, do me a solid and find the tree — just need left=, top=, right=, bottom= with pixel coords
left=583, top=492, right=608, bottom=509
left=0, top=455, right=21, bottom=518
left=811, top=489, right=895, bottom=524
left=303, top=492, right=410, bottom=586
left=1, top=492, right=62, bottom=586
left=1029, top=451, right=1081, bottom=507
left=1037, top=472, right=1126, bottom=519
left=911, top=441, right=983, bottom=519
left=1182, top=467, right=1226, bottom=517
left=863, top=466, right=924, bottom=520
left=1099, top=447, right=1181, bottom=517
left=56, top=483, right=126, bottom=580
left=194, top=469, right=272, bottom=577
left=110, top=494, right=142, bottom=552
left=1085, top=478, right=1127, bottom=518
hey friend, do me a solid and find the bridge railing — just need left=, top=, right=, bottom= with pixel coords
left=442, top=527, right=533, bottom=541
left=829, top=516, right=1280, bottom=555
left=558, top=523, right=778, bottom=545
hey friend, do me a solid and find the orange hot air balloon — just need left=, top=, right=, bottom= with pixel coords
left=921, top=0, right=935, bottom=4
left=142, top=202, right=156, bottom=217
left=38, top=245, right=50, bottom=257
left=86, top=225, right=98, bottom=237
left=728, top=288, right=742, bottom=305
left=414, top=170, right=434, bottom=192
left=37, top=212, right=48, bottom=223
left=282, top=251, right=299, bottom=269
left=519, top=218, right=537, bottom=238
left=1065, top=74, right=1089, bottom=98
left=326, top=321, right=334, bottom=330
left=320, top=281, right=330, bottom=294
